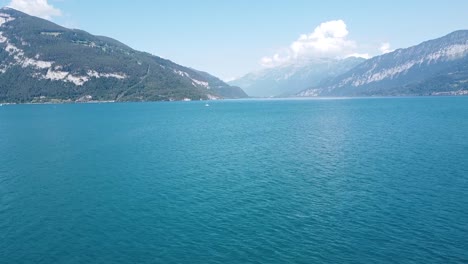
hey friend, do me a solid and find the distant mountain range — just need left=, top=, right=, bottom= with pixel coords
left=0, top=8, right=247, bottom=103
left=231, top=31, right=468, bottom=98
left=298, top=30, right=468, bottom=97
left=229, top=57, right=365, bottom=97
left=1, top=7, right=466, bottom=102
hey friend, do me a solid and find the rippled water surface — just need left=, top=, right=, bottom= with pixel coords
left=1, top=97, right=468, bottom=263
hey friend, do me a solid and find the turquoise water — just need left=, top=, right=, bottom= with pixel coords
left=1, top=97, right=467, bottom=263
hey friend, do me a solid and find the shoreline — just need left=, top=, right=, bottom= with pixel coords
left=1, top=94, right=468, bottom=106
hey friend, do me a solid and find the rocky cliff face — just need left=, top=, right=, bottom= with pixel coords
left=298, top=30, right=468, bottom=97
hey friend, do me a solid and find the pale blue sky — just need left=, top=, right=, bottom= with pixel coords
left=2, top=0, right=468, bottom=80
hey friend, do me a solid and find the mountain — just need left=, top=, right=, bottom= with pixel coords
left=298, top=30, right=468, bottom=97
left=0, top=8, right=247, bottom=103
left=229, top=57, right=365, bottom=97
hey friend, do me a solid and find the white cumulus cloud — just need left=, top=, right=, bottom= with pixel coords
left=290, top=20, right=354, bottom=57
left=379, top=42, right=393, bottom=54
left=7, top=0, right=62, bottom=20
left=260, top=20, right=360, bottom=67
left=260, top=53, right=291, bottom=68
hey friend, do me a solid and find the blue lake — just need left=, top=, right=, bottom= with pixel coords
left=1, top=97, right=467, bottom=263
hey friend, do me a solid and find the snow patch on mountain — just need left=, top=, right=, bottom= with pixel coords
left=340, top=43, right=468, bottom=87
left=0, top=12, right=15, bottom=27
left=426, top=43, right=468, bottom=62
left=3, top=39, right=53, bottom=69
left=87, top=70, right=127, bottom=79
left=0, top=30, right=128, bottom=85
left=22, top=57, right=53, bottom=69
left=192, top=79, right=209, bottom=88
left=0, top=32, right=6, bottom=43
left=43, top=69, right=87, bottom=86
left=173, top=69, right=189, bottom=77
left=173, top=69, right=210, bottom=88
left=41, top=69, right=127, bottom=86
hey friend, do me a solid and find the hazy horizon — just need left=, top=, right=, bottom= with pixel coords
left=1, top=0, right=467, bottom=80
